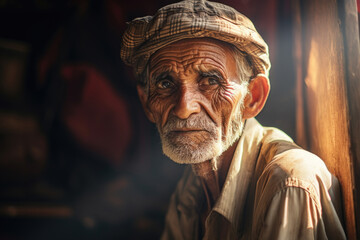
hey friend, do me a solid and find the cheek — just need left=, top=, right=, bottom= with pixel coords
left=147, top=90, right=175, bottom=124
left=211, top=83, right=243, bottom=112
left=210, top=83, right=245, bottom=131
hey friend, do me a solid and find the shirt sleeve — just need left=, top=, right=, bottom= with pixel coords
left=252, top=186, right=347, bottom=240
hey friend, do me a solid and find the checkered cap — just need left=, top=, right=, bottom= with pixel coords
left=120, top=0, right=270, bottom=78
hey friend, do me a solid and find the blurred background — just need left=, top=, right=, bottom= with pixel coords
left=0, top=0, right=340, bottom=239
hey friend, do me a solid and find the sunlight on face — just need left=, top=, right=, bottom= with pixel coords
left=147, top=38, right=249, bottom=164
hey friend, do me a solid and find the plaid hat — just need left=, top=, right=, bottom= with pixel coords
left=120, top=0, right=270, bottom=79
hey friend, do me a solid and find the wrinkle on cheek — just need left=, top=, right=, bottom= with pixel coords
left=148, top=92, right=167, bottom=122
left=211, top=82, right=239, bottom=111
left=212, top=82, right=244, bottom=134
left=222, top=82, right=243, bottom=104
left=210, top=90, right=223, bottom=113
left=148, top=90, right=176, bottom=126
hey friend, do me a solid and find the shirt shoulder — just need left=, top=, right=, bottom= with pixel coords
left=256, top=138, right=332, bottom=207
left=250, top=129, right=346, bottom=239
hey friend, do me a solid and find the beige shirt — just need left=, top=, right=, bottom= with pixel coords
left=161, top=118, right=346, bottom=240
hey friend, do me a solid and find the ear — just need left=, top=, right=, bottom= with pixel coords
left=242, top=75, right=270, bottom=119
left=137, top=85, right=156, bottom=123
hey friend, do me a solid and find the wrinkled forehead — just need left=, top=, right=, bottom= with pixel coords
left=149, top=38, right=236, bottom=73
left=150, top=38, right=234, bottom=61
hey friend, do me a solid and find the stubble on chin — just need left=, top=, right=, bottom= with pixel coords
left=158, top=106, right=245, bottom=165
left=156, top=83, right=248, bottom=165
left=157, top=112, right=222, bottom=164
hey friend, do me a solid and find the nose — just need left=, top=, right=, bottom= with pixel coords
left=173, top=86, right=201, bottom=119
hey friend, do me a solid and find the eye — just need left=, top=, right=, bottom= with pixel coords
left=207, top=77, right=220, bottom=85
left=199, top=76, right=221, bottom=87
left=156, top=79, right=174, bottom=89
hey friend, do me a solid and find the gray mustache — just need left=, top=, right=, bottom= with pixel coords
left=162, top=112, right=217, bottom=134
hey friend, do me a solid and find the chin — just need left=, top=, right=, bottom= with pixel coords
left=157, top=109, right=245, bottom=165
left=161, top=138, right=223, bottom=164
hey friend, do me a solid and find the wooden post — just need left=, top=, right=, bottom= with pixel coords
left=338, top=0, right=360, bottom=237
left=293, top=0, right=358, bottom=239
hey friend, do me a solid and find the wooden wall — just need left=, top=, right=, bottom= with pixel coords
left=293, top=0, right=360, bottom=239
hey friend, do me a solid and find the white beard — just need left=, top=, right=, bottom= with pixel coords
left=158, top=110, right=222, bottom=164
left=157, top=96, right=246, bottom=165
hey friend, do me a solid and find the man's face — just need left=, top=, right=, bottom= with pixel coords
left=145, top=38, right=249, bottom=164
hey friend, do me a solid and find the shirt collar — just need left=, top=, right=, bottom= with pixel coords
left=211, top=118, right=265, bottom=233
left=175, top=118, right=294, bottom=238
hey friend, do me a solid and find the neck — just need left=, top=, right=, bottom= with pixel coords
left=191, top=140, right=239, bottom=210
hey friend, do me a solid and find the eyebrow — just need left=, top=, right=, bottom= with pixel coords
left=150, top=67, right=226, bottom=83
left=150, top=70, right=172, bottom=83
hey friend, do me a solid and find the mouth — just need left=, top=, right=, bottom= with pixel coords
left=171, top=128, right=207, bottom=133
left=173, top=128, right=202, bottom=131
left=163, top=127, right=216, bottom=146
left=167, top=128, right=210, bottom=139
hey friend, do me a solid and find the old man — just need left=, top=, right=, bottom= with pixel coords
left=120, top=0, right=346, bottom=239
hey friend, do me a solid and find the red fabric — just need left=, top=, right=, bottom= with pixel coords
left=37, top=29, right=64, bottom=85
left=61, top=64, right=132, bottom=165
